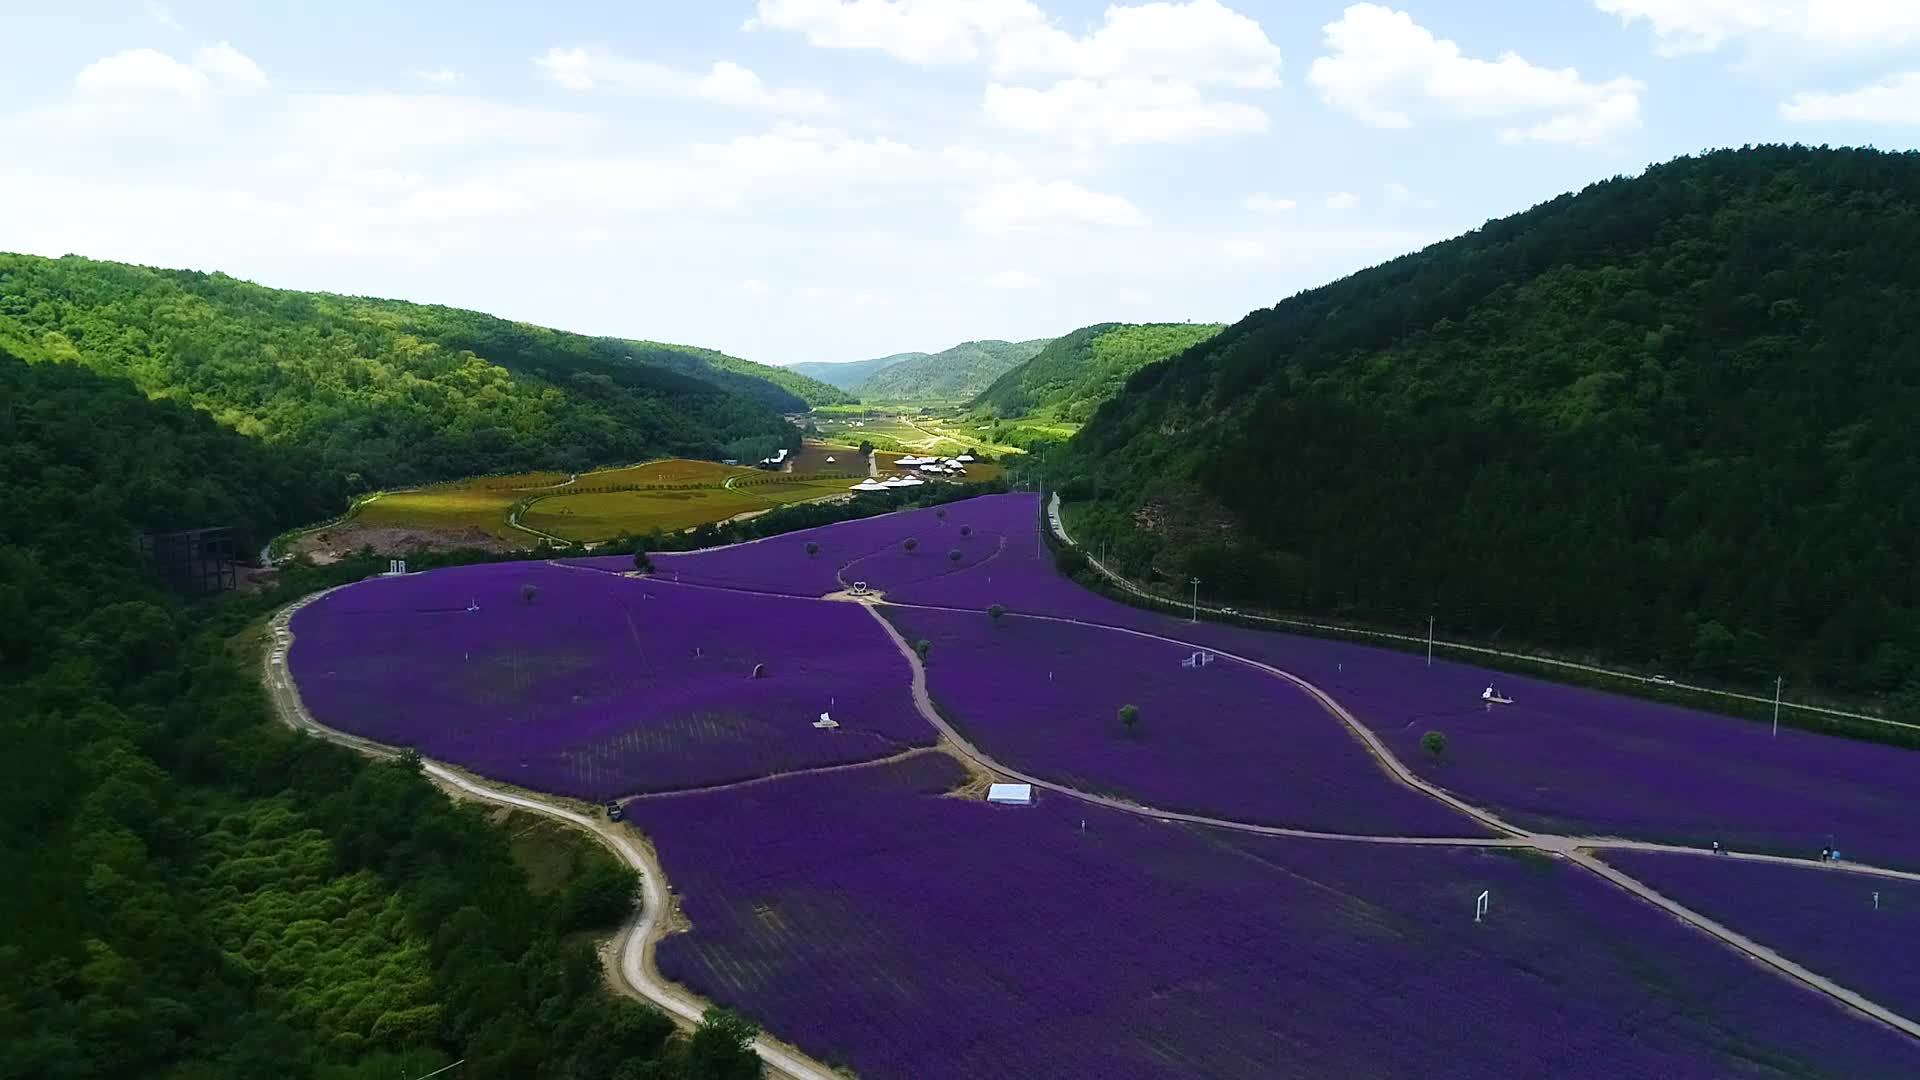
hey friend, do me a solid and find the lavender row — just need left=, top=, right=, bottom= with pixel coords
left=624, top=755, right=1920, bottom=1080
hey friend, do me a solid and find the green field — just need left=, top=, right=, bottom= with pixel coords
left=520, top=488, right=773, bottom=540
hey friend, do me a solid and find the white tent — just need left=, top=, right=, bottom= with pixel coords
left=987, top=783, right=1033, bottom=806
left=851, top=480, right=887, bottom=492
left=956, top=454, right=976, bottom=462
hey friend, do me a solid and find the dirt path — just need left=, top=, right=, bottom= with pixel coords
left=860, top=600, right=1920, bottom=1040
left=262, top=593, right=841, bottom=1080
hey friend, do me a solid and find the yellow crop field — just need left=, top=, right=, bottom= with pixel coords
left=356, top=487, right=525, bottom=540
left=520, top=487, right=773, bottom=541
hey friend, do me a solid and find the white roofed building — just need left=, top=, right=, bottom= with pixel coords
left=987, top=783, right=1033, bottom=806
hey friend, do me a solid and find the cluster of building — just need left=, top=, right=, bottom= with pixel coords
left=848, top=452, right=979, bottom=493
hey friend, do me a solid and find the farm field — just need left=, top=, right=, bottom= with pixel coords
left=289, top=561, right=933, bottom=798
left=1601, top=851, right=1920, bottom=1023
left=884, top=606, right=1483, bottom=835
left=621, top=753, right=1920, bottom=1080
left=521, top=487, right=772, bottom=540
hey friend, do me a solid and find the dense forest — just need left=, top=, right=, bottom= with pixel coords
left=848, top=337, right=1053, bottom=401
left=787, top=352, right=923, bottom=391
left=0, top=348, right=762, bottom=1078
left=1059, top=146, right=1920, bottom=711
left=969, top=322, right=1224, bottom=424
left=0, top=253, right=836, bottom=489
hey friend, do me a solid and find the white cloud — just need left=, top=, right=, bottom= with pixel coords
left=745, top=0, right=1042, bottom=65
left=966, top=178, right=1148, bottom=233
left=1781, top=72, right=1920, bottom=125
left=1244, top=192, right=1296, bottom=213
left=193, top=42, right=268, bottom=89
left=1384, top=181, right=1410, bottom=203
left=984, top=78, right=1266, bottom=144
left=1325, top=191, right=1357, bottom=210
left=1223, top=238, right=1266, bottom=259
left=76, top=48, right=210, bottom=97
left=534, top=48, right=831, bottom=113
left=986, top=268, right=1042, bottom=289
left=1309, top=4, right=1642, bottom=146
left=145, top=1, right=183, bottom=31
left=991, top=0, right=1282, bottom=88
left=1593, top=0, right=1920, bottom=58
left=415, top=67, right=464, bottom=85
left=741, top=278, right=771, bottom=296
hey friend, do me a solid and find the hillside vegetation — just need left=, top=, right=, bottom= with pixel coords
left=0, top=347, right=762, bottom=1079
left=788, top=352, right=924, bottom=391
left=0, top=253, right=838, bottom=487
left=852, top=338, right=1052, bottom=401
left=971, top=322, right=1224, bottom=423
left=1060, top=146, right=1920, bottom=707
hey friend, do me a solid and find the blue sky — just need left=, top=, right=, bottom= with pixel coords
left=3, top=2, right=1917, bottom=365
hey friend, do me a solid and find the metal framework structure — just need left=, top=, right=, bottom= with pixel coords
left=138, top=526, right=238, bottom=594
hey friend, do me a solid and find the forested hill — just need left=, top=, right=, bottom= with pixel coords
left=851, top=337, right=1053, bottom=401
left=0, top=346, right=764, bottom=1078
left=0, top=253, right=840, bottom=487
left=970, top=322, right=1223, bottom=423
left=788, top=352, right=925, bottom=391
left=1060, top=145, right=1920, bottom=707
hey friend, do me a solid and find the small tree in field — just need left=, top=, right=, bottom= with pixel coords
left=988, top=604, right=1006, bottom=625
left=804, top=541, right=820, bottom=557
left=904, top=538, right=919, bottom=553
left=1422, top=730, right=1447, bottom=759
left=959, top=524, right=972, bottom=537
left=632, top=551, right=654, bottom=573
left=1119, top=703, right=1139, bottom=736
left=935, top=508, right=947, bottom=522
left=521, top=583, right=539, bottom=605
left=914, top=638, right=932, bottom=661
left=948, top=548, right=963, bottom=564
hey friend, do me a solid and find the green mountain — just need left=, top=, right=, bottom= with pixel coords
left=0, top=345, right=748, bottom=1078
left=1059, top=146, right=1920, bottom=704
left=853, top=338, right=1053, bottom=401
left=971, top=322, right=1224, bottom=423
left=0, top=253, right=829, bottom=487
left=788, top=352, right=925, bottom=391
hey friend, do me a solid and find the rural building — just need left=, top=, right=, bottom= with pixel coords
left=758, top=447, right=790, bottom=470
left=987, top=783, right=1033, bottom=806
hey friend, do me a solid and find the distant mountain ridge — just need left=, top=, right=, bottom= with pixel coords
left=852, top=338, right=1052, bottom=401
left=789, top=353, right=926, bottom=391
left=971, top=322, right=1223, bottom=423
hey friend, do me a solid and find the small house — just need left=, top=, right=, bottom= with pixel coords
left=987, top=783, right=1033, bottom=806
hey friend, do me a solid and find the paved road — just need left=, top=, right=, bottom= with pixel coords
left=861, top=599, right=1920, bottom=1039
left=1047, top=495, right=1917, bottom=733
left=262, top=594, right=840, bottom=1080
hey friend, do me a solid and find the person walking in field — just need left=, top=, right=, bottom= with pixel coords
left=1711, top=840, right=1721, bottom=855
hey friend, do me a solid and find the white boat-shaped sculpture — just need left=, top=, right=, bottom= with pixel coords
left=1482, top=686, right=1514, bottom=705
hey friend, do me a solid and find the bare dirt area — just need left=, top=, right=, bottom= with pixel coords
left=289, top=521, right=527, bottom=562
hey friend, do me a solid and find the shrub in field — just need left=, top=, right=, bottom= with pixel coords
left=632, top=551, right=654, bottom=573
left=988, top=604, right=1006, bottom=625
left=1118, top=703, right=1139, bottom=736
left=904, top=538, right=919, bottom=553
left=1423, top=731, right=1446, bottom=758
left=914, top=638, right=931, bottom=662
left=521, top=583, right=539, bottom=605
left=805, top=541, right=819, bottom=557
left=959, top=524, right=972, bottom=537
left=948, top=548, right=963, bottom=564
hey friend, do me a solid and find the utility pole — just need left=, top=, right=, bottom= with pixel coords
left=1427, top=614, right=1435, bottom=667
left=1772, top=675, right=1783, bottom=738
left=1190, top=577, right=1201, bottom=622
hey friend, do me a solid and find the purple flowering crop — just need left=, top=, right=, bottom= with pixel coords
left=1602, top=850, right=1920, bottom=1021
left=624, top=755, right=1920, bottom=1080
left=858, top=494, right=1920, bottom=867
left=290, top=562, right=931, bottom=798
left=885, top=606, right=1482, bottom=835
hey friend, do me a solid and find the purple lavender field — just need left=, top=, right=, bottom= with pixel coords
left=624, top=754, right=1920, bottom=1080
left=642, top=492, right=1036, bottom=597
left=289, top=562, right=931, bottom=797
left=836, top=492, right=1920, bottom=867
left=1602, top=851, right=1920, bottom=1021
left=886, top=605, right=1481, bottom=835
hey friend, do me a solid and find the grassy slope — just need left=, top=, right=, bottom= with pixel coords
left=789, top=353, right=925, bottom=391
left=971, top=322, right=1224, bottom=423
left=852, top=338, right=1053, bottom=401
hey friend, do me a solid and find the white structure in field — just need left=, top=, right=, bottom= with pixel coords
left=987, top=783, right=1033, bottom=806
left=814, top=712, right=839, bottom=729
left=1482, top=687, right=1513, bottom=705
left=850, top=479, right=888, bottom=492
left=1474, top=889, right=1491, bottom=923
left=384, top=559, right=408, bottom=575
left=1182, top=650, right=1216, bottom=668
left=956, top=454, right=976, bottom=462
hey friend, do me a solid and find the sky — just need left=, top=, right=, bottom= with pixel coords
left=3, top=2, right=1918, bottom=366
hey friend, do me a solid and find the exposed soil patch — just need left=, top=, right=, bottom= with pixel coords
left=289, top=521, right=527, bottom=562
